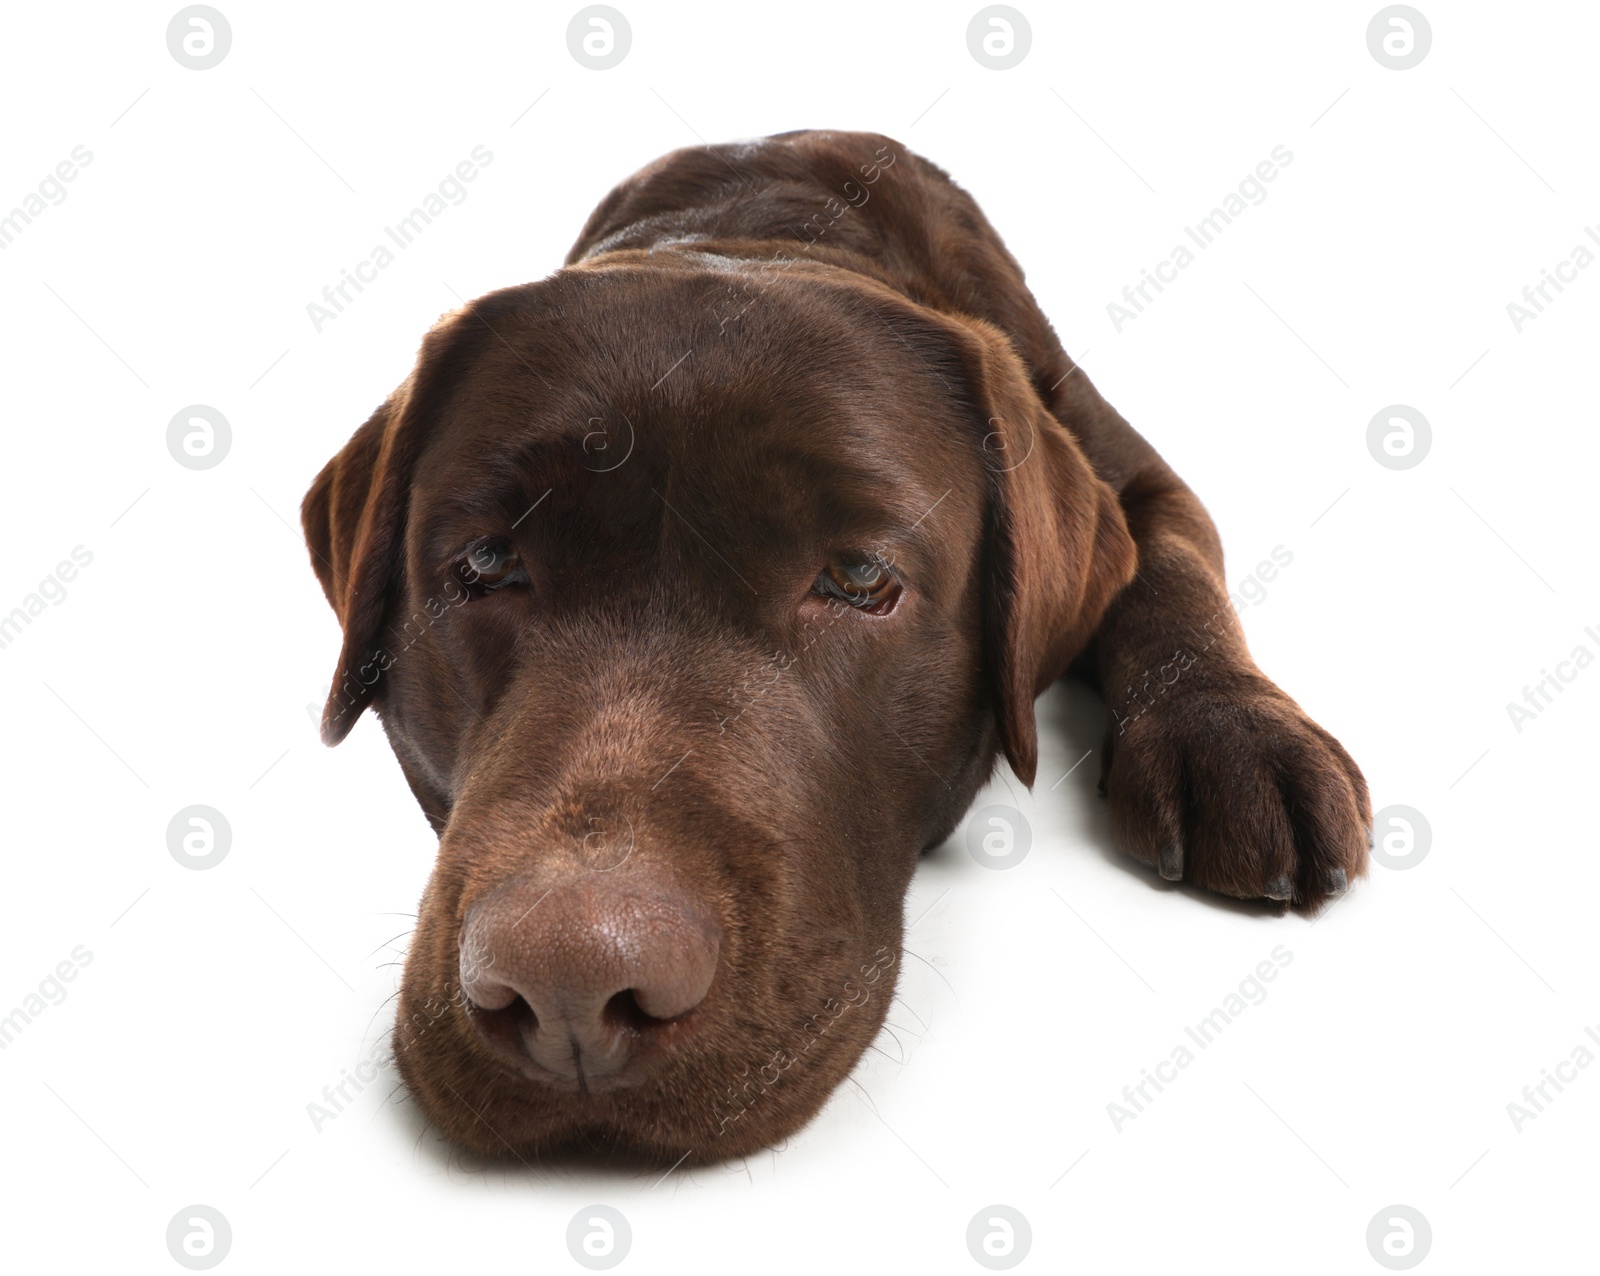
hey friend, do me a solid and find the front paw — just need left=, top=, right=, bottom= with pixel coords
left=1100, top=675, right=1371, bottom=913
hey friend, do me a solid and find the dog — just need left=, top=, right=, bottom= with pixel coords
left=301, top=129, right=1370, bottom=1164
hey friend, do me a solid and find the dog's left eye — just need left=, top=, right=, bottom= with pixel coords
left=458, top=540, right=529, bottom=597
left=813, top=556, right=900, bottom=614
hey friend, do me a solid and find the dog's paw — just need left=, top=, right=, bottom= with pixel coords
left=1099, top=675, right=1371, bottom=914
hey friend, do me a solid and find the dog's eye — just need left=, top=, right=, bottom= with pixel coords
left=813, top=556, right=900, bottom=614
left=458, top=540, right=529, bottom=597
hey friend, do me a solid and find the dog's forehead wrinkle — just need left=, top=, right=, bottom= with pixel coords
left=413, top=292, right=987, bottom=556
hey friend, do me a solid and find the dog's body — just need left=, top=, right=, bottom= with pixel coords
left=302, top=130, right=1370, bottom=1163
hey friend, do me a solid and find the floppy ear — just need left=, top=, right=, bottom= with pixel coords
left=301, top=381, right=422, bottom=746
left=944, top=318, right=1138, bottom=786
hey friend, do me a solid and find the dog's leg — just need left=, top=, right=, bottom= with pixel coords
left=1054, top=375, right=1371, bottom=913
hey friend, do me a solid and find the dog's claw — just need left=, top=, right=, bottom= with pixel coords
left=1263, top=875, right=1293, bottom=901
left=1157, top=841, right=1183, bottom=882
left=1323, top=867, right=1348, bottom=897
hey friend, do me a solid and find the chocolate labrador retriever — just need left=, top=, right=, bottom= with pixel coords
left=301, top=130, right=1369, bottom=1163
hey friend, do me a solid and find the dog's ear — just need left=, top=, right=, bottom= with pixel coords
left=302, top=307, right=481, bottom=745
left=302, top=385, right=412, bottom=746
left=941, top=317, right=1138, bottom=786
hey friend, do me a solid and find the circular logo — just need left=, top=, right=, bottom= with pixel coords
left=966, top=805, right=1031, bottom=870
left=967, top=6, right=1032, bottom=70
left=1366, top=405, right=1431, bottom=470
left=567, top=7, right=631, bottom=69
left=1366, top=7, right=1431, bottom=70
left=566, top=1204, right=631, bottom=1269
left=1370, top=805, right=1431, bottom=870
left=166, top=7, right=232, bottom=70
left=581, top=414, right=636, bottom=472
left=980, top=414, right=1037, bottom=474
left=165, top=1204, right=232, bottom=1269
left=1366, top=1204, right=1432, bottom=1268
left=167, top=806, right=232, bottom=871
left=167, top=405, right=232, bottom=470
left=966, top=1204, right=1031, bottom=1269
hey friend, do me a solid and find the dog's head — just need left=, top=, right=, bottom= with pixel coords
left=301, top=257, right=1135, bottom=1161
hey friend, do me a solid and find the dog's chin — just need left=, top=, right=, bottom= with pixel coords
left=389, top=973, right=897, bottom=1166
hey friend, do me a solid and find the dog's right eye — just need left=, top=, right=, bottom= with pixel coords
left=457, top=540, right=529, bottom=598
left=813, top=555, right=901, bottom=614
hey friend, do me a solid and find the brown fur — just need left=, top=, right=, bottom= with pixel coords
left=301, top=130, right=1369, bottom=1164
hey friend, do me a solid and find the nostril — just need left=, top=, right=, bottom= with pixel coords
left=469, top=992, right=537, bottom=1060
left=603, top=988, right=682, bottom=1034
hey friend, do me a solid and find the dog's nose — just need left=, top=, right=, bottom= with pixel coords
left=457, top=868, right=721, bottom=1087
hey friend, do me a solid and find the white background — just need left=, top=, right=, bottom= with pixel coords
left=2, top=1, right=1596, bottom=1271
